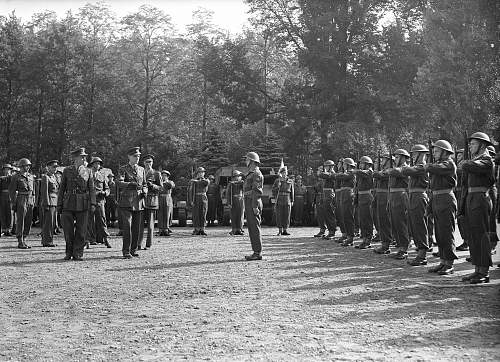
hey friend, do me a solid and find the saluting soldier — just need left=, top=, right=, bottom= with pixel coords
left=353, top=156, right=374, bottom=249
left=206, top=175, right=220, bottom=227
left=105, top=173, right=118, bottom=228
left=89, top=157, right=111, bottom=248
left=140, top=154, right=162, bottom=250
left=461, top=132, right=495, bottom=283
left=58, top=148, right=96, bottom=260
left=313, top=166, right=327, bottom=237
left=227, top=170, right=245, bottom=236
left=272, top=166, right=294, bottom=236
left=9, top=158, right=35, bottom=249
left=373, top=154, right=394, bottom=254
left=317, top=160, right=337, bottom=239
left=158, top=170, right=175, bottom=236
left=426, top=140, right=457, bottom=275
left=0, top=164, right=13, bottom=236
left=118, top=147, right=148, bottom=258
left=188, top=167, right=210, bottom=235
left=243, top=152, right=263, bottom=261
left=336, top=158, right=356, bottom=246
left=292, top=175, right=306, bottom=226
left=40, top=160, right=59, bottom=247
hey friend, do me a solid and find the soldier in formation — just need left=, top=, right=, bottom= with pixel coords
left=272, top=165, right=294, bottom=235
left=88, top=157, right=111, bottom=248
left=188, top=167, right=210, bottom=236
left=206, top=175, right=220, bottom=227
left=140, top=154, right=162, bottom=250
left=158, top=170, right=175, bottom=236
left=227, top=170, right=245, bottom=236
left=243, top=152, right=263, bottom=261
left=0, top=164, right=13, bottom=236
left=292, top=175, right=306, bottom=226
left=40, top=160, right=59, bottom=247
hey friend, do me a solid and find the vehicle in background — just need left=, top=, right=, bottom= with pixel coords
left=172, top=185, right=189, bottom=227
left=259, top=167, right=279, bottom=226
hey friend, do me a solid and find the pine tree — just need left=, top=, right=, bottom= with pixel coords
left=253, top=133, right=286, bottom=169
left=197, top=128, right=230, bottom=175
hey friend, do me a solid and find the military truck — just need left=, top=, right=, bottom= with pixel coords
left=172, top=185, right=189, bottom=227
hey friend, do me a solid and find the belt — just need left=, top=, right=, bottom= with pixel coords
left=334, top=188, right=342, bottom=192
left=455, top=187, right=462, bottom=191
left=432, top=189, right=453, bottom=195
left=375, top=189, right=388, bottom=193
left=70, top=190, right=86, bottom=194
left=468, top=187, right=488, bottom=193
left=358, top=190, right=372, bottom=195
left=278, top=192, right=290, bottom=195
left=390, top=188, right=407, bottom=193
left=17, top=191, right=33, bottom=195
left=295, top=195, right=305, bottom=198
left=409, top=188, right=427, bottom=193
left=323, top=188, right=334, bottom=191
left=195, top=192, right=206, bottom=195
left=340, top=187, right=353, bottom=191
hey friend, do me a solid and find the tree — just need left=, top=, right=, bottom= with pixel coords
left=198, top=128, right=230, bottom=175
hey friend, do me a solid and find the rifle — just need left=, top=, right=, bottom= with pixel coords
left=427, top=138, right=434, bottom=164
left=458, top=130, right=469, bottom=215
left=377, top=149, right=381, bottom=172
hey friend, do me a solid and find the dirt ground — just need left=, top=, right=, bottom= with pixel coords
left=1, top=225, right=499, bottom=361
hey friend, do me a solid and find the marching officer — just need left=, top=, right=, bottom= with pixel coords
left=117, top=147, right=148, bottom=258
left=140, top=154, right=162, bottom=249
left=373, top=154, right=393, bottom=254
left=188, top=167, right=210, bottom=235
left=292, top=175, right=306, bottom=226
left=58, top=148, right=96, bottom=260
left=336, top=158, right=356, bottom=246
left=9, top=158, right=35, bottom=249
left=386, top=149, right=411, bottom=259
left=227, top=170, right=245, bottom=236
left=317, top=160, right=337, bottom=239
left=89, top=157, right=111, bottom=248
left=426, top=140, right=457, bottom=275
left=40, top=160, right=59, bottom=247
left=272, top=165, right=294, bottom=235
left=0, top=164, right=13, bottom=236
left=206, top=175, right=220, bottom=227
left=243, top=151, right=263, bottom=261
left=353, top=156, right=374, bottom=249
left=403, top=145, right=430, bottom=266
left=461, top=132, right=495, bottom=283
left=158, top=170, right=175, bottom=236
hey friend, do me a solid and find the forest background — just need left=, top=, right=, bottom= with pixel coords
left=1, top=0, right=499, bottom=179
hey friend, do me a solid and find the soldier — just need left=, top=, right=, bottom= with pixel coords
left=9, top=158, right=36, bottom=249
left=386, top=149, right=411, bottom=259
left=272, top=166, right=294, bottom=236
left=158, top=170, right=175, bottom=236
left=486, top=145, right=498, bottom=254
left=40, top=160, right=59, bottom=247
left=58, top=148, right=96, bottom=260
left=426, top=140, right=457, bottom=275
left=336, top=158, right=356, bottom=246
left=353, top=156, right=374, bottom=249
left=188, top=167, right=210, bottom=235
left=455, top=149, right=469, bottom=251
left=461, top=132, right=495, bottom=283
left=334, top=159, right=345, bottom=242
left=89, top=157, right=111, bottom=248
left=105, top=173, right=118, bottom=228
left=292, top=175, right=306, bottom=226
left=243, top=152, right=263, bottom=261
left=117, top=147, right=147, bottom=258
left=0, top=164, right=13, bottom=236
left=373, top=154, right=393, bottom=254
left=227, top=170, right=245, bottom=236
left=206, top=175, right=220, bottom=227
left=402, top=145, right=430, bottom=266
left=54, top=169, right=63, bottom=235
left=316, top=160, right=337, bottom=239
left=140, top=154, right=162, bottom=250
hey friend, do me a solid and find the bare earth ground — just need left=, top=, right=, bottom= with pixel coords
left=1, top=225, right=499, bottom=361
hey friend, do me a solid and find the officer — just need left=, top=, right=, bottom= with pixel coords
left=188, top=167, right=210, bottom=235
left=336, top=158, right=356, bottom=246
left=353, top=156, right=374, bottom=249
left=40, top=160, right=59, bottom=247
left=206, top=175, right=220, bottom=227
left=402, top=145, right=430, bottom=265
left=461, top=132, right=495, bottom=283
left=117, top=147, right=148, bottom=259
left=140, top=154, right=162, bottom=249
left=373, top=154, right=393, bottom=254
left=243, top=152, right=263, bottom=260
left=426, top=140, right=457, bottom=275
left=9, top=158, right=35, bottom=249
left=317, top=160, right=337, bottom=239
left=0, top=164, right=13, bottom=236
left=292, top=175, right=307, bottom=226
left=227, top=170, right=245, bottom=236
left=58, top=148, right=96, bottom=260
left=386, top=149, right=410, bottom=259
left=272, top=165, right=294, bottom=235
left=89, top=157, right=111, bottom=248
left=158, top=170, right=175, bottom=236
left=105, top=173, right=118, bottom=228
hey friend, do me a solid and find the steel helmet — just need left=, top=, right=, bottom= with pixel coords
left=245, top=152, right=260, bottom=164
left=394, top=149, right=410, bottom=157
left=411, top=144, right=429, bottom=153
left=469, top=132, right=493, bottom=146
left=323, top=160, right=335, bottom=166
left=359, top=156, right=373, bottom=164
left=196, top=166, right=206, bottom=173
left=18, top=158, right=32, bottom=166
left=89, top=156, right=103, bottom=165
left=208, top=174, right=215, bottom=180
left=343, top=158, right=356, bottom=167
left=432, top=140, right=454, bottom=154
left=232, top=170, right=242, bottom=177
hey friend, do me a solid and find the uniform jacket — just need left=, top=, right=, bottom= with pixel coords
left=402, top=165, right=429, bottom=190
left=319, top=172, right=336, bottom=189
left=160, top=180, right=175, bottom=196
left=427, top=159, right=457, bottom=191
left=373, top=171, right=390, bottom=190
left=144, top=168, right=162, bottom=209
left=227, top=180, right=244, bottom=206
left=188, top=178, right=210, bottom=205
left=9, top=172, right=35, bottom=207
left=117, top=163, right=148, bottom=211
left=40, top=173, right=59, bottom=207
left=243, top=167, right=263, bottom=208
left=272, top=177, right=295, bottom=205
left=387, top=167, right=409, bottom=189
left=354, top=169, right=374, bottom=191
left=0, top=175, right=11, bottom=202
left=57, top=165, right=96, bottom=212
left=336, top=172, right=356, bottom=188
left=93, top=169, right=110, bottom=202
left=462, top=152, right=494, bottom=188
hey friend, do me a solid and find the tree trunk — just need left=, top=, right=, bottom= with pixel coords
left=35, top=89, right=44, bottom=168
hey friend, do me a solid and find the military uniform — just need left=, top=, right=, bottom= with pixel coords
left=313, top=176, right=327, bottom=236
left=244, top=163, right=263, bottom=257
left=158, top=171, right=175, bottom=236
left=317, top=168, right=337, bottom=238
left=387, top=165, right=410, bottom=256
left=90, top=161, right=110, bottom=246
left=336, top=169, right=356, bottom=245
left=272, top=174, right=294, bottom=234
left=227, top=172, right=244, bottom=235
left=0, top=165, right=13, bottom=235
left=206, top=177, right=220, bottom=226
left=40, top=161, right=59, bottom=247
left=58, top=149, right=96, bottom=259
left=188, top=169, right=210, bottom=235
left=373, top=163, right=393, bottom=254
left=353, top=167, right=374, bottom=248
left=9, top=164, right=35, bottom=248
left=106, top=175, right=118, bottom=227
left=140, top=160, right=162, bottom=249
left=292, top=178, right=307, bottom=226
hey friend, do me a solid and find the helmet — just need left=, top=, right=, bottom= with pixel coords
left=18, top=158, right=32, bottom=166
left=432, top=140, right=454, bottom=154
left=456, top=148, right=464, bottom=154
left=161, top=170, right=171, bottom=176
left=359, top=156, right=373, bottom=164
left=196, top=167, right=206, bottom=173
left=469, top=132, right=493, bottom=145
left=487, top=145, right=496, bottom=156
left=323, top=160, right=335, bottom=166
left=208, top=175, right=215, bottom=180
left=89, top=156, right=103, bottom=165
left=343, top=158, right=356, bottom=167
left=411, top=144, right=429, bottom=153
left=232, top=170, right=242, bottom=177
left=394, top=149, right=410, bottom=157
left=245, top=152, right=260, bottom=164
